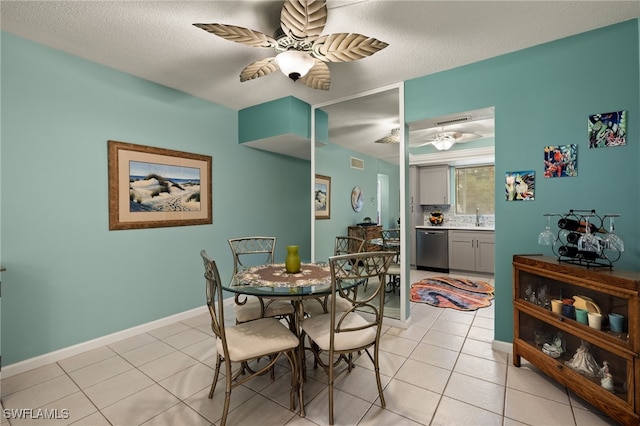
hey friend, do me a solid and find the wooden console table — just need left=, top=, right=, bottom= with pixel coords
left=348, top=225, right=382, bottom=252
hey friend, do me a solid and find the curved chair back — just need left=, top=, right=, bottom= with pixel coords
left=381, top=228, right=400, bottom=247
left=329, top=251, right=394, bottom=336
left=228, top=236, right=276, bottom=273
left=381, top=228, right=401, bottom=261
left=200, top=250, right=228, bottom=358
left=334, top=236, right=365, bottom=256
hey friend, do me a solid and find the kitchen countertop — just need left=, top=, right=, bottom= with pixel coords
left=416, top=225, right=495, bottom=231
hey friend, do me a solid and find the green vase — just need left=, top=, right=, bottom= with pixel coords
left=285, top=245, right=301, bottom=273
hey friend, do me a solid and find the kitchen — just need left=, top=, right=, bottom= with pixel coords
left=409, top=107, right=496, bottom=276
left=312, top=96, right=496, bottom=322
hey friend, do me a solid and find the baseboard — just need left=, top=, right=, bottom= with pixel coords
left=1, top=302, right=229, bottom=379
left=492, top=339, right=513, bottom=354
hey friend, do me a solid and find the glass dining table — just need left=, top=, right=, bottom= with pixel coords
left=223, top=262, right=362, bottom=417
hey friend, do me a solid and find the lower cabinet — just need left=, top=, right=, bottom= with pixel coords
left=513, top=255, right=640, bottom=425
left=448, top=230, right=494, bottom=273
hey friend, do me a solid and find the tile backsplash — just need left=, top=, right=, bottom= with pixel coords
left=421, top=205, right=495, bottom=228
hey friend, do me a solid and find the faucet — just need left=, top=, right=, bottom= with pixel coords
left=476, top=208, right=481, bottom=227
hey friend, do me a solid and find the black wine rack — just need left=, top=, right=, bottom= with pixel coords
left=544, top=209, right=621, bottom=268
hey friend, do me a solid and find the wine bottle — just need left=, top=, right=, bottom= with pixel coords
left=557, top=218, right=600, bottom=234
left=566, top=232, right=581, bottom=244
left=558, top=245, right=578, bottom=257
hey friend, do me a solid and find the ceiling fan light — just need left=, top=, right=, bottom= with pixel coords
left=431, top=138, right=455, bottom=151
left=275, top=50, right=315, bottom=81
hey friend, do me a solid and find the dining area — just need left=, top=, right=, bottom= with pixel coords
left=2, top=246, right=597, bottom=425
left=201, top=235, right=397, bottom=425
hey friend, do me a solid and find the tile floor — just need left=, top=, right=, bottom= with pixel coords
left=1, top=270, right=620, bottom=426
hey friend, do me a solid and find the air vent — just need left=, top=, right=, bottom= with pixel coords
left=350, top=157, right=364, bottom=170
left=436, top=116, right=471, bottom=126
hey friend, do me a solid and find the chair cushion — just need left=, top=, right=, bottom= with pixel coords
left=234, top=297, right=295, bottom=323
left=218, top=317, right=299, bottom=362
left=303, top=295, right=352, bottom=317
left=301, top=312, right=376, bottom=352
left=387, top=263, right=401, bottom=275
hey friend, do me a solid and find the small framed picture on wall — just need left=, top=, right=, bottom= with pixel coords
left=315, top=174, right=331, bottom=219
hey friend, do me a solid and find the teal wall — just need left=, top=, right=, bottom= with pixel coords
left=0, top=33, right=311, bottom=365
left=315, top=142, right=400, bottom=262
left=238, top=96, right=311, bottom=143
left=406, top=19, right=640, bottom=343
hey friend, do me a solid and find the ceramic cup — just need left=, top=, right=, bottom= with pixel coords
left=562, top=304, right=576, bottom=320
left=588, top=312, right=602, bottom=330
left=551, top=299, right=563, bottom=315
left=575, top=308, right=588, bottom=324
left=609, top=313, right=624, bottom=333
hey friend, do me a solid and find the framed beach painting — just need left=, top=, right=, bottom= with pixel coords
left=314, top=174, right=331, bottom=219
left=108, top=140, right=212, bottom=230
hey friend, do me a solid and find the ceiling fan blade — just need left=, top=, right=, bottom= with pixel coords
left=374, top=128, right=400, bottom=144
left=299, top=59, right=330, bottom=90
left=413, top=141, right=437, bottom=148
left=193, top=23, right=277, bottom=48
left=239, top=57, right=278, bottom=82
left=280, top=0, right=327, bottom=42
left=311, top=33, right=389, bottom=62
left=451, top=132, right=482, bottom=143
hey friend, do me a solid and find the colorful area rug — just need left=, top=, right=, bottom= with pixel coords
left=410, top=276, right=494, bottom=311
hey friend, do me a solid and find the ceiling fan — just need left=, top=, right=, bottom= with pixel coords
left=414, top=128, right=483, bottom=151
left=193, top=0, right=388, bottom=90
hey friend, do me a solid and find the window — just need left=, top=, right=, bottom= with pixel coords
left=455, top=165, right=495, bottom=215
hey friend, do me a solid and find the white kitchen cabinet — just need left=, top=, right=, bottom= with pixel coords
left=419, top=166, right=449, bottom=205
left=448, top=230, right=494, bottom=273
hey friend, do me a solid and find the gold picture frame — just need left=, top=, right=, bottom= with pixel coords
left=108, top=140, right=212, bottom=230
left=314, top=174, right=331, bottom=219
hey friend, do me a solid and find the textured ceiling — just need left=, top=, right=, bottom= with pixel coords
left=2, top=1, right=638, bottom=162
left=2, top=1, right=639, bottom=111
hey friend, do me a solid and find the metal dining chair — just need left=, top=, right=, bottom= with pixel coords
left=381, top=228, right=401, bottom=293
left=301, top=251, right=394, bottom=425
left=302, top=236, right=365, bottom=317
left=228, top=236, right=295, bottom=324
left=200, top=250, right=300, bottom=426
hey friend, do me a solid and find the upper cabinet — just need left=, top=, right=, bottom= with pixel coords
left=419, top=165, right=450, bottom=205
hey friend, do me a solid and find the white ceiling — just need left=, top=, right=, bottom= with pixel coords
left=2, top=1, right=638, bottom=111
left=2, top=1, right=638, bottom=161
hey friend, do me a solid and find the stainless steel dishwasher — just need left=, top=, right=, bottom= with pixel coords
left=416, top=228, right=449, bottom=272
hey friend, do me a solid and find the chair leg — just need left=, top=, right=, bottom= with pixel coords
left=208, top=355, right=223, bottom=398
left=373, top=347, right=386, bottom=408
left=221, top=360, right=233, bottom=426
left=328, top=359, right=334, bottom=425
left=221, top=390, right=232, bottom=426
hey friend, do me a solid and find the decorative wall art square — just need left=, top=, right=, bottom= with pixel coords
left=544, top=144, right=578, bottom=178
left=505, top=171, right=535, bottom=201
left=588, top=110, right=627, bottom=148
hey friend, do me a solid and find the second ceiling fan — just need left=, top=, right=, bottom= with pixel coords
left=194, top=0, right=388, bottom=90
